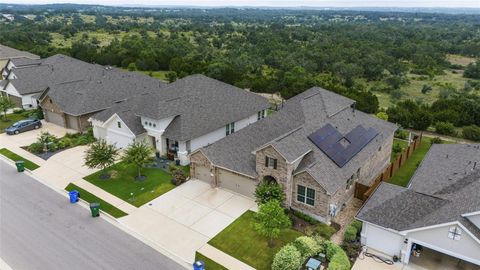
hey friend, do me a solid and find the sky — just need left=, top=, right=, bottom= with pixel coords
left=5, top=0, right=480, bottom=8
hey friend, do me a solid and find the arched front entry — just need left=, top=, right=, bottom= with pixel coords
left=263, top=175, right=277, bottom=184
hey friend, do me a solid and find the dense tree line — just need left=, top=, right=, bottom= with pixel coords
left=1, top=6, right=479, bottom=118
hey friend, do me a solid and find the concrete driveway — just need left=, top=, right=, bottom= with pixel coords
left=119, top=180, right=257, bottom=263
left=0, top=121, right=76, bottom=148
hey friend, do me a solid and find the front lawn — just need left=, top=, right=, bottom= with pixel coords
left=0, top=114, right=26, bottom=133
left=388, top=137, right=432, bottom=187
left=65, top=183, right=128, bottom=218
left=83, top=161, right=175, bottom=207
left=208, top=210, right=303, bottom=270
left=0, top=148, right=40, bottom=170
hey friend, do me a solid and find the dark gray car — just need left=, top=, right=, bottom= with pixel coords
left=5, top=119, right=42, bottom=135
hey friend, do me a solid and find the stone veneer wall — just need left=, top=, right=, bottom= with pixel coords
left=190, top=151, right=214, bottom=184
left=41, top=95, right=66, bottom=127
left=291, top=171, right=329, bottom=221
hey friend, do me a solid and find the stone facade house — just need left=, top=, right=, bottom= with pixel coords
left=191, top=87, right=396, bottom=223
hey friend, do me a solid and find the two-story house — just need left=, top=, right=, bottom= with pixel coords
left=356, top=144, right=480, bottom=267
left=191, top=87, right=396, bottom=223
left=90, top=74, right=269, bottom=165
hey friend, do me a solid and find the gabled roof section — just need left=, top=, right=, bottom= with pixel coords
left=357, top=144, right=480, bottom=239
left=135, top=74, right=269, bottom=141
left=91, top=98, right=146, bottom=136
left=0, top=44, right=39, bottom=60
left=202, top=87, right=397, bottom=193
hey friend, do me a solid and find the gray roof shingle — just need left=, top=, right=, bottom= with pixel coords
left=357, top=144, right=480, bottom=239
left=0, top=44, right=39, bottom=60
left=201, top=87, right=397, bottom=194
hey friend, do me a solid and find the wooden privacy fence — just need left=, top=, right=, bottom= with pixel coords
left=356, top=134, right=422, bottom=201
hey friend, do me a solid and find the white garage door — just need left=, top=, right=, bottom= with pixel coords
left=106, top=131, right=134, bottom=149
left=194, top=165, right=212, bottom=184
left=365, top=223, right=402, bottom=257
left=218, top=169, right=257, bottom=198
left=46, top=111, right=64, bottom=127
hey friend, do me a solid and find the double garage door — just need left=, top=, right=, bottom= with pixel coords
left=194, top=165, right=257, bottom=198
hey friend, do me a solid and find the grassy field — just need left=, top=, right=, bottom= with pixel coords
left=0, top=114, right=26, bottom=133
left=388, top=137, right=432, bottom=187
left=195, top=252, right=227, bottom=270
left=83, top=162, right=175, bottom=207
left=209, top=211, right=303, bottom=270
left=65, top=183, right=128, bottom=218
left=0, top=148, right=40, bottom=170
left=137, top=70, right=169, bottom=82
left=373, top=69, right=480, bottom=109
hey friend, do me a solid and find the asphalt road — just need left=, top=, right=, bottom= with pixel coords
left=0, top=160, right=185, bottom=270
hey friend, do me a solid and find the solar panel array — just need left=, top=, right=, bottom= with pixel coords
left=308, top=123, right=378, bottom=167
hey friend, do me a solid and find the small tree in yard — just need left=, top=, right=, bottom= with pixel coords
left=254, top=181, right=286, bottom=205
left=254, top=200, right=291, bottom=247
left=0, top=96, right=14, bottom=121
left=122, top=141, right=154, bottom=180
left=85, top=140, right=119, bottom=179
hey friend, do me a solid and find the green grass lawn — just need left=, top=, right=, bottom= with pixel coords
left=195, top=252, right=227, bottom=270
left=0, top=148, right=40, bottom=170
left=391, top=138, right=409, bottom=161
left=0, top=114, right=26, bottom=133
left=388, top=137, right=432, bottom=187
left=209, top=211, right=303, bottom=270
left=65, top=183, right=128, bottom=218
left=83, top=162, right=175, bottom=207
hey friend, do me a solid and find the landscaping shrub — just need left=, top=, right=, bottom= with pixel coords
left=64, top=132, right=80, bottom=139
left=392, top=143, right=402, bottom=154
left=254, top=181, right=286, bottom=204
left=12, top=108, right=25, bottom=114
left=430, top=137, right=443, bottom=145
left=58, top=137, right=73, bottom=148
left=341, top=242, right=362, bottom=261
left=291, top=209, right=318, bottom=225
left=351, top=220, right=363, bottom=236
left=293, top=236, right=321, bottom=261
left=76, top=134, right=95, bottom=145
left=343, top=225, right=357, bottom=242
left=27, top=142, right=44, bottom=154
left=314, top=223, right=337, bottom=240
left=328, top=251, right=351, bottom=270
left=462, top=125, right=480, bottom=141
left=394, top=129, right=408, bottom=140
left=324, top=241, right=344, bottom=261
left=434, top=121, right=456, bottom=136
left=271, top=244, right=302, bottom=270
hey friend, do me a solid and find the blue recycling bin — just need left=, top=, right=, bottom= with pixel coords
left=192, top=260, right=205, bottom=270
left=69, top=190, right=79, bottom=203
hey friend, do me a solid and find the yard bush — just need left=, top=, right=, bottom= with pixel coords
left=12, top=108, right=25, bottom=114
left=254, top=181, right=286, bottom=204
left=271, top=244, right=302, bottom=270
left=430, top=137, right=443, bottom=145
left=434, top=121, right=456, bottom=136
left=392, top=143, right=403, bottom=154
left=291, top=209, right=318, bottom=225
left=325, top=241, right=344, bottom=261
left=351, top=220, right=363, bottom=236
left=343, top=225, right=357, bottom=242
left=394, top=129, right=408, bottom=140
left=314, top=223, right=337, bottom=240
left=462, top=125, right=480, bottom=141
left=27, top=142, right=44, bottom=154
left=58, top=137, right=73, bottom=148
left=328, top=251, right=351, bottom=270
left=293, top=236, right=321, bottom=261
left=76, top=133, right=95, bottom=145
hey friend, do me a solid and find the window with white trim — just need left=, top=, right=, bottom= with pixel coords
left=448, top=226, right=461, bottom=240
left=117, top=121, right=121, bottom=128
left=226, top=122, right=235, bottom=136
left=297, top=185, right=315, bottom=206
left=257, top=109, right=266, bottom=120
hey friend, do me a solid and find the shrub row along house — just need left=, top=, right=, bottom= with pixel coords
left=357, top=144, right=480, bottom=267
left=191, top=87, right=397, bottom=223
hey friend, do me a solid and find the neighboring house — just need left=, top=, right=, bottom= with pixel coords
left=90, top=74, right=269, bottom=165
left=1, top=54, right=102, bottom=109
left=39, top=65, right=165, bottom=132
left=191, top=87, right=396, bottom=223
left=0, top=44, right=39, bottom=80
left=356, top=144, right=480, bottom=267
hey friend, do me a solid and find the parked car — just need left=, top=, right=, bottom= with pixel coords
left=5, top=119, right=42, bottom=135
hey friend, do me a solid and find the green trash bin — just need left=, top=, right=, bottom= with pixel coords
left=15, top=161, right=25, bottom=172
left=89, top=202, right=100, bottom=217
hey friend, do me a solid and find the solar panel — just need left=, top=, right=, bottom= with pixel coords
left=308, top=124, right=378, bottom=167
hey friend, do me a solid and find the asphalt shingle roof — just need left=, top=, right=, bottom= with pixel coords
left=0, top=44, right=39, bottom=60
left=357, top=144, right=480, bottom=239
left=201, top=87, right=397, bottom=194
